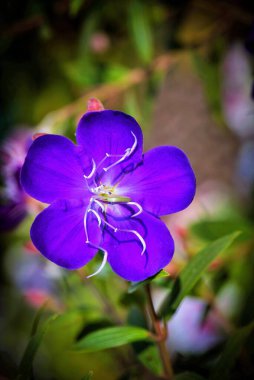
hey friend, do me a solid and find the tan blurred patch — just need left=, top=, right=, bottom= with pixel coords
left=150, top=59, right=239, bottom=186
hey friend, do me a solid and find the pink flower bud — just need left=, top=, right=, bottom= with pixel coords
left=87, top=98, right=104, bottom=112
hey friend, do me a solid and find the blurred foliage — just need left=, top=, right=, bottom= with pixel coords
left=1, top=0, right=254, bottom=379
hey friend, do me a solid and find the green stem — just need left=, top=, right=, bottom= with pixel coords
left=145, top=284, right=174, bottom=380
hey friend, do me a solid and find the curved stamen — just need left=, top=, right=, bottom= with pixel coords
left=127, top=201, right=143, bottom=218
left=86, top=249, right=108, bottom=278
left=84, top=200, right=92, bottom=243
left=93, top=198, right=106, bottom=212
left=102, top=152, right=129, bottom=172
left=103, top=219, right=146, bottom=255
left=84, top=159, right=96, bottom=179
left=127, top=131, right=137, bottom=155
left=123, top=229, right=146, bottom=255
left=84, top=202, right=109, bottom=278
left=103, top=131, right=137, bottom=172
left=87, top=209, right=102, bottom=226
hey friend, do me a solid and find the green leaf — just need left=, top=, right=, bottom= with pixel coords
left=30, top=301, right=49, bottom=337
left=17, top=315, right=56, bottom=380
left=128, top=0, right=153, bottom=64
left=81, top=370, right=94, bottom=380
left=191, top=218, right=252, bottom=243
left=138, top=345, right=163, bottom=376
left=192, top=50, right=224, bottom=125
left=73, top=326, right=151, bottom=352
left=70, top=0, right=86, bottom=16
left=128, top=270, right=168, bottom=294
left=159, top=232, right=240, bottom=318
left=209, top=321, right=254, bottom=380
left=176, top=372, right=206, bottom=380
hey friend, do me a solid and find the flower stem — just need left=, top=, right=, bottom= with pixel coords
left=145, top=284, right=174, bottom=380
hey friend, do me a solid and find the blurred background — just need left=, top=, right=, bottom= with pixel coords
left=0, top=1, right=254, bottom=379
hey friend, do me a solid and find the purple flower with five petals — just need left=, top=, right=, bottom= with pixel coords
left=21, top=110, right=196, bottom=281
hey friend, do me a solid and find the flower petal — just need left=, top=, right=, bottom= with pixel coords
left=30, top=199, right=101, bottom=270
left=117, top=146, right=196, bottom=216
left=0, top=201, right=27, bottom=231
left=21, top=135, right=89, bottom=203
left=102, top=204, right=174, bottom=281
left=76, top=111, right=143, bottom=183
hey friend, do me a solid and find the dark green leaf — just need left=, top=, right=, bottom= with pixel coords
left=70, top=0, right=86, bottom=16
left=159, top=232, right=240, bottom=318
left=17, top=315, right=56, bottom=380
left=192, top=50, right=224, bottom=125
left=30, top=301, right=49, bottom=337
left=128, top=270, right=168, bottom=294
left=128, top=0, right=153, bottom=64
left=209, top=321, right=254, bottom=380
left=176, top=372, right=206, bottom=380
left=138, top=345, right=163, bottom=376
left=191, top=218, right=252, bottom=242
left=81, top=370, right=94, bottom=380
left=73, top=326, right=151, bottom=352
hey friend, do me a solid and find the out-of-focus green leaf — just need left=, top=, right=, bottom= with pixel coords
left=192, top=50, right=224, bottom=125
left=81, top=370, right=94, bottom=380
left=176, top=372, right=206, bottom=380
left=70, top=0, right=86, bottom=16
left=191, top=217, right=253, bottom=242
left=30, top=301, right=49, bottom=337
left=73, top=326, right=151, bottom=352
left=128, top=270, right=169, bottom=294
left=104, top=65, right=130, bottom=83
left=209, top=321, right=254, bottom=380
left=128, top=0, right=153, bottom=64
left=17, top=315, right=57, bottom=380
left=159, top=232, right=240, bottom=318
left=138, top=345, right=163, bottom=376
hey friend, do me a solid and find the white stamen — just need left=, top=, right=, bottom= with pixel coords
left=127, top=201, right=143, bottom=217
left=86, top=250, right=108, bottom=278
left=84, top=203, right=109, bottom=278
left=125, top=229, right=146, bottom=255
left=103, top=131, right=137, bottom=172
left=87, top=209, right=102, bottom=226
left=103, top=219, right=146, bottom=255
left=127, top=131, right=137, bottom=155
left=84, top=159, right=96, bottom=179
left=93, top=198, right=105, bottom=211
left=84, top=200, right=92, bottom=242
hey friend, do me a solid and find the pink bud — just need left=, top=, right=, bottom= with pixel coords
left=87, top=98, right=104, bottom=112
left=32, top=133, right=47, bottom=141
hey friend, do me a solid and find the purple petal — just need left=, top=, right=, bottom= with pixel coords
left=31, top=199, right=101, bottom=269
left=117, top=146, right=196, bottom=216
left=76, top=111, right=143, bottom=183
left=102, top=204, right=174, bottom=281
left=21, top=135, right=90, bottom=203
left=168, top=297, right=224, bottom=355
left=0, top=201, right=27, bottom=231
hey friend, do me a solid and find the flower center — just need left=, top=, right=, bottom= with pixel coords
left=91, top=183, right=131, bottom=203
left=82, top=130, right=146, bottom=278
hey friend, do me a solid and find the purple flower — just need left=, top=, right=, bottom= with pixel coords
left=221, top=43, right=254, bottom=138
left=21, top=110, right=195, bottom=281
left=167, top=297, right=226, bottom=356
left=11, top=245, right=61, bottom=309
left=0, top=129, right=32, bottom=231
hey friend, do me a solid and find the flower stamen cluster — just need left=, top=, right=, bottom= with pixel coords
left=83, top=132, right=146, bottom=277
